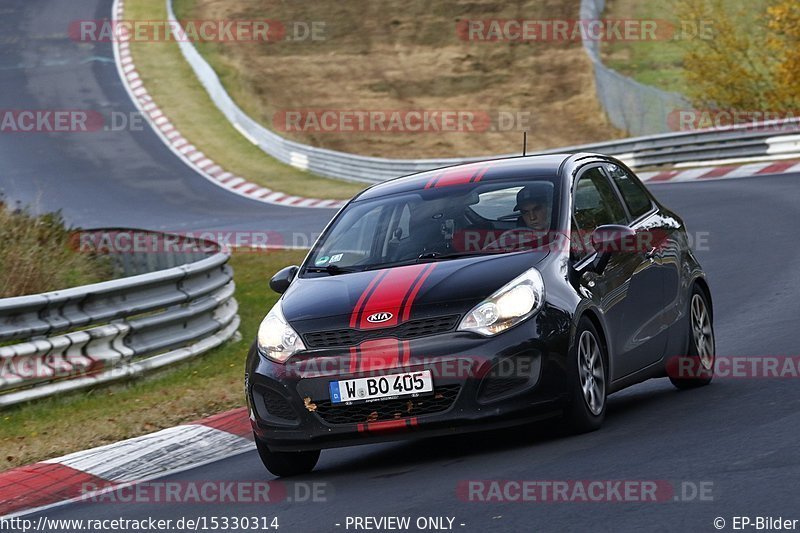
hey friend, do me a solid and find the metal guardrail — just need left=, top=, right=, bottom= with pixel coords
left=163, top=0, right=495, bottom=184
left=580, top=0, right=690, bottom=136
left=0, top=230, right=239, bottom=407
left=164, top=0, right=800, bottom=184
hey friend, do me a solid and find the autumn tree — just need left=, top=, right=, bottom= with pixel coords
left=766, top=0, right=800, bottom=110
left=675, top=0, right=799, bottom=112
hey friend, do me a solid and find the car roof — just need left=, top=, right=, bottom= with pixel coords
left=354, top=154, right=575, bottom=202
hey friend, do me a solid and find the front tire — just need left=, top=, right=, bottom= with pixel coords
left=669, top=286, right=715, bottom=389
left=255, top=436, right=320, bottom=477
left=564, top=317, right=607, bottom=433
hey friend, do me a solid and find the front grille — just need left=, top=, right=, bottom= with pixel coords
left=315, top=384, right=461, bottom=425
left=260, top=387, right=298, bottom=421
left=303, top=315, right=459, bottom=349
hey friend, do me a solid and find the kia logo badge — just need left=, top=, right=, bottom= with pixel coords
left=366, top=312, right=393, bottom=323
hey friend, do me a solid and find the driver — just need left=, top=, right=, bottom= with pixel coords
left=514, top=185, right=551, bottom=230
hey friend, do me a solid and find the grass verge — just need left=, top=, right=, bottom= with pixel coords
left=124, top=0, right=364, bottom=200
left=601, top=0, right=766, bottom=94
left=0, top=249, right=307, bottom=471
left=168, top=0, right=621, bottom=158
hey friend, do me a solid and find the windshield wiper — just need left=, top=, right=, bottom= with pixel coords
left=353, top=251, right=506, bottom=273
left=305, top=264, right=363, bottom=275
left=416, top=250, right=502, bottom=262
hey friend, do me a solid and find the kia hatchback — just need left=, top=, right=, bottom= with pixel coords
left=245, top=153, right=715, bottom=476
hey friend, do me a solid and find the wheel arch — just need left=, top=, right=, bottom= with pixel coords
left=691, top=276, right=713, bottom=320
left=576, top=308, right=612, bottom=379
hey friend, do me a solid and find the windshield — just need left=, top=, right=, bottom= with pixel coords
left=304, top=177, right=561, bottom=275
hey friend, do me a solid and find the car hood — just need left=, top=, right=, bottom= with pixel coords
left=281, top=250, right=550, bottom=335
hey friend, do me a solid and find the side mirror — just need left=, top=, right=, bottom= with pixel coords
left=589, top=225, right=637, bottom=273
left=269, top=265, right=299, bottom=294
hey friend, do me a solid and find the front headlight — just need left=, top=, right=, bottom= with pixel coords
left=257, top=302, right=306, bottom=363
left=458, top=267, right=545, bottom=336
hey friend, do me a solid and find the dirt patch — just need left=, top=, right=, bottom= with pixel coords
left=179, top=0, right=623, bottom=157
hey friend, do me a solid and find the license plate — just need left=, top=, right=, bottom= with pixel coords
left=329, top=370, right=433, bottom=404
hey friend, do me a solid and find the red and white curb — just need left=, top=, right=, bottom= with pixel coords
left=0, top=407, right=253, bottom=517
left=112, top=0, right=345, bottom=209
left=112, top=1, right=799, bottom=207
left=639, top=159, right=800, bottom=184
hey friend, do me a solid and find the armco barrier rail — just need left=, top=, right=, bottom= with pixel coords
left=0, top=230, right=239, bottom=407
left=164, top=0, right=800, bottom=184
left=580, top=0, right=690, bottom=136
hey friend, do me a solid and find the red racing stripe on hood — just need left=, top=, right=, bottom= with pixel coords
left=349, top=270, right=389, bottom=329
left=347, top=264, right=434, bottom=373
left=400, top=263, right=435, bottom=322
left=356, top=263, right=436, bottom=330
left=348, top=338, right=411, bottom=374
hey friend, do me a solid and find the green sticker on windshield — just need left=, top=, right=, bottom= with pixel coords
left=315, top=256, right=330, bottom=265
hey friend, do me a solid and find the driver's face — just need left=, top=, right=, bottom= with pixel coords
left=520, top=201, right=548, bottom=230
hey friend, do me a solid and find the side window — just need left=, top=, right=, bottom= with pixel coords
left=571, top=167, right=628, bottom=260
left=605, top=163, right=653, bottom=220
left=573, top=167, right=627, bottom=229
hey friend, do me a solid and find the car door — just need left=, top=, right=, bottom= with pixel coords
left=570, top=165, right=665, bottom=380
left=604, top=162, right=679, bottom=361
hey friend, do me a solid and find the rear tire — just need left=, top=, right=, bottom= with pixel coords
left=669, top=286, right=715, bottom=390
left=564, top=317, right=607, bottom=433
left=255, top=436, right=320, bottom=477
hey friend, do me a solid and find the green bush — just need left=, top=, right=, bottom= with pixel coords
left=0, top=203, right=114, bottom=298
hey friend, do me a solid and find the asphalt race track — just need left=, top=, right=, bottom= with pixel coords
left=0, top=0, right=334, bottom=243
left=3, top=1, right=800, bottom=532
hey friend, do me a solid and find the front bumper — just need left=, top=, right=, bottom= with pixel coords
left=245, top=309, right=571, bottom=452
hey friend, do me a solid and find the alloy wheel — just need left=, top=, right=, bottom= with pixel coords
left=578, top=330, right=606, bottom=416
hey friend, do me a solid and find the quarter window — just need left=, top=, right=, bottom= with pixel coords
left=605, top=163, right=653, bottom=220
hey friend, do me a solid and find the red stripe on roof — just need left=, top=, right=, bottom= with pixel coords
left=472, top=166, right=490, bottom=183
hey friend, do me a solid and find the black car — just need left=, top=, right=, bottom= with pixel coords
left=245, top=153, right=715, bottom=476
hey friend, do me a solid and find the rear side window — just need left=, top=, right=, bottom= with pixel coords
left=605, top=163, right=653, bottom=220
